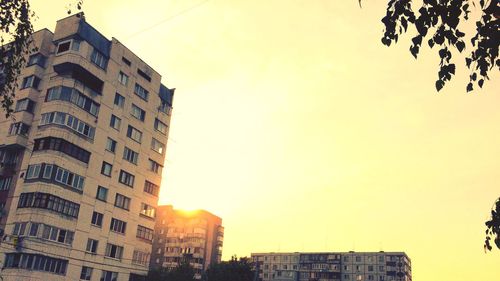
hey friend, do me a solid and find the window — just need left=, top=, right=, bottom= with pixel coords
left=118, top=71, right=128, bottom=86
left=105, top=243, right=124, bottom=259
left=148, top=159, right=162, bottom=174
left=131, top=104, right=146, bottom=121
left=136, top=225, right=154, bottom=241
left=27, top=53, right=47, bottom=68
left=55, top=166, right=85, bottom=191
left=101, top=270, right=118, bottom=281
left=40, top=112, right=96, bottom=140
left=29, top=223, right=39, bottom=236
left=9, top=119, right=27, bottom=139
left=90, top=49, right=108, bottom=69
left=80, top=266, right=93, bottom=280
left=96, top=186, right=108, bottom=201
left=45, top=86, right=100, bottom=117
left=101, top=162, right=112, bottom=177
left=114, top=93, right=125, bottom=107
left=126, top=125, right=142, bottom=143
left=137, top=68, right=151, bottom=82
left=12, top=222, right=27, bottom=236
left=159, top=102, right=171, bottom=115
left=144, top=181, right=159, bottom=196
left=140, top=203, right=156, bottom=218
left=17, top=192, right=80, bottom=218
left=154, top=118, right=168, bottom=135
left=33, top=137, right=91, bottom=164
left=123, top=147, right=139, bottom=165
left=21, top=75, right=41, bottom=89
left=15, top=98, right=35, bottom=113
left=86, top=238, right=98, bottom=253
left=118, top=170, right=134, bottom=187
left=356, top=256, right=362, bottom=262
left=122, top=57, right=131, bottom=66
left=4, top=253, right=68, bottom=275
left=0, top=176, right=12, bottom=190
left=132, top=250, right=150, bottom=266
left=109, top=115, right=121, bottom=130
left=114, top=193, right=130, bottom=210
left=110, top=218, right=127, bottom=234
left=41, top=224, right=74, bottom=245
left=91, top=211, right=103, bottom=227
left=134, top=83, right=148, bottom=101
left=56, top=39, right=79, bottom=54
left=26, top=164, right=42, bottom=179
left=105, top=137, right=117, bottom=153
left=151, top=138, right=165, bottom=155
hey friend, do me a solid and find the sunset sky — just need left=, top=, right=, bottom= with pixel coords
left=31, top=1, right=500, bottom=280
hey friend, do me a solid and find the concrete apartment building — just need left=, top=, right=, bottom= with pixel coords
left=251, top=252, right=411, bottom=281
left=0, top=13, right=174, bottom=281
left=150, top=205, right=224, bottom=279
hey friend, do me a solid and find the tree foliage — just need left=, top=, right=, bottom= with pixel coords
left=0, top=0, right=35, bottom=117
left=380, top=0, right=499, bottom=92
left=147, top=262, right=196, bottom=281
left=485, top=198, right=500, bottom=252
left=204, top=256, right=254, bottom=281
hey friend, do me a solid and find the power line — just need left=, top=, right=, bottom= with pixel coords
left=125, top=0, right=211, bottom=40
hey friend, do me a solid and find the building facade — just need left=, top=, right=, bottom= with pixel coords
left=0, top=13, right=174, bottom=281
left=150, top=205, right=224, bottom=279
left=251, top=252, right=411, bottom=281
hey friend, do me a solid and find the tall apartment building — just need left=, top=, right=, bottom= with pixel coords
left=251, top=252, right=411, bottom=281
left=150, top=205, right=224, bottom=279
left=0, top=13, right=174, bottom=281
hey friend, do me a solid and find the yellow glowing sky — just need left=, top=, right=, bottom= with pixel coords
left=31, top=1, right=500, bottom=280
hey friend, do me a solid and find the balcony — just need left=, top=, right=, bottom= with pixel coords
left=0, top=147, right=23, bottom=176
left=52, top=54, right=104, bottom=95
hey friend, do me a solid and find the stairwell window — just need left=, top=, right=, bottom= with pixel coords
left=131, top=104, right=146, bottom=121
left=118, top=71, right=128, bottom=86
left=118, top=170, right=134, bottom=187
left=110, top=218, right=127, bottom=234
left=110, top=115, right=121, bottom=131
left=134, top=83, right=148, bottom=101
left=114, top=193, right=131, bottom=210
left=127, top=125, right=142, bottom=143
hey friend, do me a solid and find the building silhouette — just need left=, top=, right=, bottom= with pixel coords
left=0, top=13, right=174, bottom=281
left=150, top=205, right=224, bottom=279
left=252, top=252, right=411, bottom=281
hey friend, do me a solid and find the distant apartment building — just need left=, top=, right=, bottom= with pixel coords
left=0, top=13, right=174, bottom=281
left=251, top=252, right=411, bottom=281
left=150, top=205, right=224, bottom=279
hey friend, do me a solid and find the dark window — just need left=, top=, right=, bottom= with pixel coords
left=110, top=218, right=127, bottom=234
left=46, top=86, right=100, bottom=117
left=96, top=186, right=108, bottom=201
left=134, top=83, right=148, bottom=101
left=4, top=253, right=68, bottom=275
left=114, top=93, right=125, bottom=107
left=137, top=69, right=151, bottom=82
left=80, top=266, right=93, bottom=280
left=114, top=193, right=130, bottom=210
left=91, top=211, right=103, bottom=227
left=154, top=118, right=168, bottom=135
left=122, top=57, right=131, bottom=66
left=56, top=41, right=71, bottom=53
left=131, top=104, right=146, bottom=121
left=101, top=270, right=118, bottom=281
left=118, top=170, right=134, bottom=187
left=126, top=125, right=142, bottom=143
left=144, top=181, right=159, bottom=196
left=86, top=238, right=98, bottom=253
left=15, top=98, right=36, bottom=113
left=27, top=53, right=47, bottom=68
left=123, top=147, right=139, bottom=165
left=101, top=162, right=112, bottom=177
left=9, top=122, right=30, bottom=136
left=105, top=138, right=117, bottom=153
left=105, top=244, right=123, bottom=259
left=33, top=137, right=91, bottom=164
left=90, top=49, right=108, bottom=69
left=136, top=225, right=154, bottom=241
left=21, top=75, right=41, bottom=89
left=17, top=192, right=80, bottom=218
left=148, top=159, right=162, bottom=174
left=110, top=115, right=121, bottom=130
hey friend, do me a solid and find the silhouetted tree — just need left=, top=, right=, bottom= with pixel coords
left=0, top=0, right=82, bottom=117
left=148, top=262, right=196, bottom=281
left=205, top=256, right=254, bottom=281
left=378, top=0, right=499, bottom=92
left=485, top=198, right=500, bottom=251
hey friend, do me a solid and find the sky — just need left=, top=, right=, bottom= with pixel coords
left=30, top=1, right=500, bottom=280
